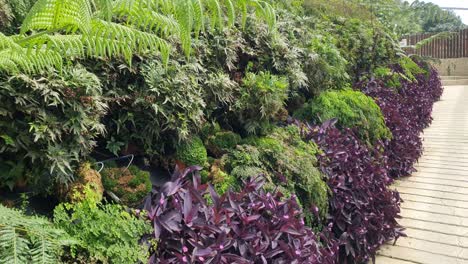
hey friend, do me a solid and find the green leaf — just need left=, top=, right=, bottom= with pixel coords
left=0, top=135, right=14, bottom=146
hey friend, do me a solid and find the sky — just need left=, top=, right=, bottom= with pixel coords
left=408, top=0, right=468, bottom=24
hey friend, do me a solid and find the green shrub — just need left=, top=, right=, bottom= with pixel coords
left=399, top=56, right=426, bottom=81
left=234, top=71, right=289, bottom=134
left=0, top=67, right=106, bottom=187
left=101, top=165, right=152, bottom=207
left=206, top=131, right=242, bottom=157
left=304, top=34, right=350, bottom=95
left=328, top=18, right=398, bottom=79
left=102, top=59, right=206, bottom=156
left=374, top=66, right=402, bottom=88
left=175, top=137, right=208, bottom=167
left=294, top=89, right=392, bottom=143
left=223, top=126, right=329, bottom=224
left=0, top=205, right=73, bottom=264
left=53, top=188, right=152, bottom=264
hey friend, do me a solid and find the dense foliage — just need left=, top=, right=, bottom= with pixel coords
left=222, top=126, right=329, bottom=223
left=54, top=188, right=152, bottom=263
left=0, top=205, right=73, bottom=264
left=306, top=0, right=466, bottom=36
left=234, top=71, right=289, bottom=134
left=358, top=61, right=443, bottom=177
left=0, top=67, right=106, bottom=187
left=0, top=0, right=277, bottom=73
left=294, top=89, right=391, bottom=143
left=145, top=166, right=339, bottom=263
left=301, top=120, right=403, bottom=263
left=0, top=0, right=446, bottom=263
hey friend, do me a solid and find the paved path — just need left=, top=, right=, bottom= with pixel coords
left=376, top=85, right=468, bottom=264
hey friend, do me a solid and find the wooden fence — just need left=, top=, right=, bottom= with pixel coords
left=402, top=29, right=468, bottom=58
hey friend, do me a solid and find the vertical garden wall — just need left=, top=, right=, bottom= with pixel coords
left=0, top=0, right=443, bottom=263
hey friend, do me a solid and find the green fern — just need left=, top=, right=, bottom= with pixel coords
left=21, top=0, right=93, bottom=34
left=0, top=0, right=277, bottom=74
left=0, top=205, right=74, bottom=264
left=0, top=47, right=62, bottom=73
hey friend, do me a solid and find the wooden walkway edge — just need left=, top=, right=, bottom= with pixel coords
left=376, top=84, right=468, bottom=264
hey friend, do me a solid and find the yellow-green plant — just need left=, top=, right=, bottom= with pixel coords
left=294, top=89, right=392, bottom=143
left=0, top=0, right=276, bottom=74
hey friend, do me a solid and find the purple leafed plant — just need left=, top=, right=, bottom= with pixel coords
left=144, top=166, right=339, bottom=264
left=357, top=63, right=443, bottom=178
left=300, top=119, right=404, bottom=264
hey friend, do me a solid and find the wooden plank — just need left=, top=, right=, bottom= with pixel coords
left=410, top=172, right=468, bottom=182
left=399, top=208, right=468, bottom=227
left=404, top=227, right=468, bottom=248
left=402, top=201, right=468, bottom=219
left=378, top=245, right=468, bottom=264
left=401, top=193, right=468, bottom=209
left=394, top=237, right=468, bottom=259
left=396, top=186, right=468, bottom=202
left=374, top=256, right=418, bottom=264
left=415, top=165, right=468, bottom=174
left=406, top=177, right=468, bottom=188
left=399, top=218, right=468, bottom=237
left=416, top=161, right=468, bottom=170
left=418, top=156, right=468, bottom=164
left=395, top=181, right=468, bottom=195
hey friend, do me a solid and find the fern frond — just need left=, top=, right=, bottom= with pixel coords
left=112, top=0, right=180, bottom=37
left=0, top=33, right=23, bottom=51
left=205, top=0, right=223, bottom=30
left=175, top=0, right=193, bottom=58
left=30, top=237, right=58, bottom=264
left=414, top=32, right=457, bottom=50
left=24, top=35, right=85, bottom=57
left=250, top=0, right=276, bottom=30
left=21, top=0, right=93, bottom=34
left=88, top=19, right=170, bottom=64
left=0, top=48, right=62, bottom=74
left=224, top=0, right=236, bottom=27
left=0, top=226, right=29, bottom=264
left=192, top=0, right=204, bottom=37
left=91, top=0, right=113, bottom=21
left=0, top=205, right=74, bottom=264
left=236, top=0, right=248, bottom=28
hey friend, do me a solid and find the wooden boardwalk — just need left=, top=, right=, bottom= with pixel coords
left=376, top=84, right=468, bottom=264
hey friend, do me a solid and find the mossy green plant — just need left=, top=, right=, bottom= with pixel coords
left=206, top=131, right=241, bottom=157
left=294, top=89, right=392, bottom=143
left=222, top=126, right=329, bottom=224
left=101, top=165, right=152, bottom=207
left=60, top=162, right=104, bottom=203
left=175, top=137, right=208, bottom=167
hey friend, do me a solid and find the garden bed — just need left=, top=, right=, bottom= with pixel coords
left=0, top=0, right=443, bottom=263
